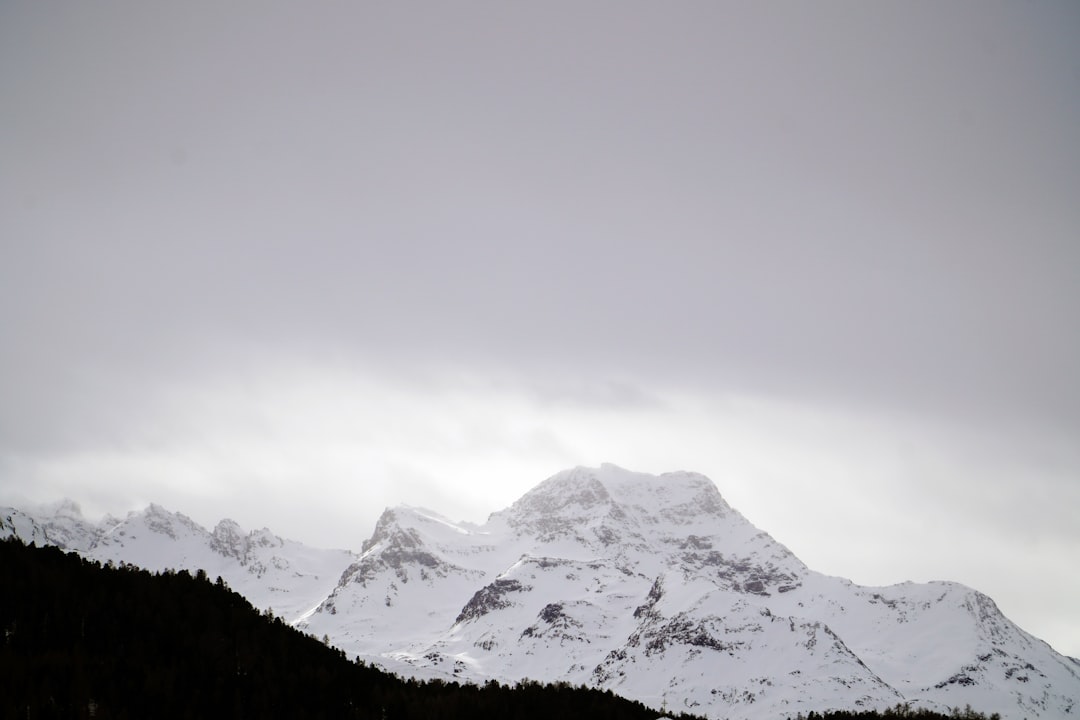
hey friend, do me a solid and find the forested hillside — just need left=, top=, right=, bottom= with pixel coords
left=0, top=538, right=692, bottom=720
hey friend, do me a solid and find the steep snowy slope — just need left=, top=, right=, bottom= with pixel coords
left=1, top=507, right=51, bottom=546
left=765, top=575, right=1080, bottom=719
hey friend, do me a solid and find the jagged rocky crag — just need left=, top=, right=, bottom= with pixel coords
left=4, top=465, right=1079, bottom=720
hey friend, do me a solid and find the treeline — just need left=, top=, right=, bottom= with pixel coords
left=0, top=537, right=1006, bottom=720
left=0, top=537, right=696, bottom=720
left=792, top=705, right=1001, bottom=720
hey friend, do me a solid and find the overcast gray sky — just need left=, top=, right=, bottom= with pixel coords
left=2, top=1, right=1078, bottom=657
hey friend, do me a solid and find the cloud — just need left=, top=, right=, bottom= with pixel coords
left=1, top=0, right=1078, bottom=656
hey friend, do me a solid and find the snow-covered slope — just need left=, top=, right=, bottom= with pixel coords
left=298, top=465, right=1080, bottom=720
left=1, top=501, right=355, bottom=625
left=5, top=464, right=1079, bottom=720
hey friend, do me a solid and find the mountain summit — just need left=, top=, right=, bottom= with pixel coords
left=4, top=465, right=1078, bottom=720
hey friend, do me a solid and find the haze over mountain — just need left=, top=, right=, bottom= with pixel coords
left=5, top=465, right=1077, bottom=720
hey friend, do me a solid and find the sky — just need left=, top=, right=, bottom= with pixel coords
left=1, top=1, right=1078, bottom=657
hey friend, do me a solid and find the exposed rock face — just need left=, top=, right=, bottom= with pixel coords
left=457, top=578, right=530, bottom=623
left=210, top=519, right=248, bottom=561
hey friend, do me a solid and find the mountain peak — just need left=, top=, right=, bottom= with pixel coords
left=507, top=466, right=614, bottom=516
left=502, top=465, right=737, bottom=534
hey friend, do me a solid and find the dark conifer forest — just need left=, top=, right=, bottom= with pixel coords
left=0, top=538, right=700, bottom=720
left=0, top=538, right=1000, bottom=720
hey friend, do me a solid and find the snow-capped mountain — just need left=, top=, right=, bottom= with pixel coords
left=0, top=501, right=355, bottom=625
left=4, top=465, right=1078, bottom=720
left=298, top=465, right=1080, bottom=720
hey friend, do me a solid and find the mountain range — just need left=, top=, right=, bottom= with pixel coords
left=3, top=464, right=1077, bottom=720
